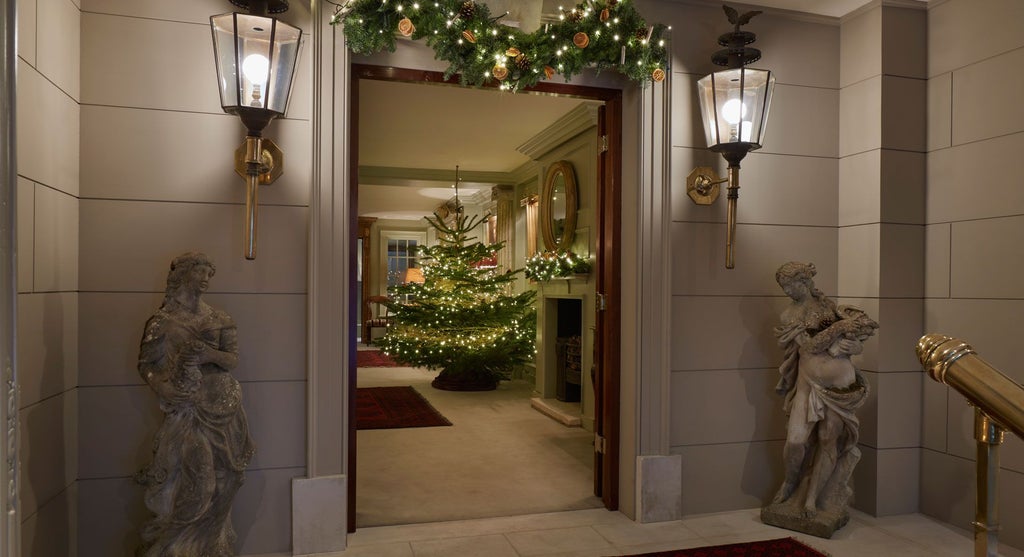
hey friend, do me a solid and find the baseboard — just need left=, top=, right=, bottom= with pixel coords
left=292, top=475, right=347, bottom=555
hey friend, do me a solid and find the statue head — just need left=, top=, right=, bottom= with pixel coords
left=775, top=261, right=815, bottom=288
left=165, top=252, right=216, bottom=298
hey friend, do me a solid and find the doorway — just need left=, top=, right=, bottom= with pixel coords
left=349, top=65, right=623, bottom=531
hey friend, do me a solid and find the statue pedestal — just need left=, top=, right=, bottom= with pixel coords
left=761, top=496, right=849, bottom=539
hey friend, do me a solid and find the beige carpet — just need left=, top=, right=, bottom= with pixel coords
left=356, top=365, right=602, bottom=527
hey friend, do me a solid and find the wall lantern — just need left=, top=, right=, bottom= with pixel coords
left=211, top=0, right=301, bottom=259
left=689, top=6, right=774, bottom=269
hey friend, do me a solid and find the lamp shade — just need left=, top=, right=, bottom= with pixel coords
left=211, top=12, right=301, bottom=134
left=696, top=67, right=775, bottom=154
left=402, top=267, right=425, bottom=284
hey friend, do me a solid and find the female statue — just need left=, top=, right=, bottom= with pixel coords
left=768, top=262, right=877, bottom=527
left=136, top=252, right=256, bottom=556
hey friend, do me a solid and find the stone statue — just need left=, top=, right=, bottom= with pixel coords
left=135, top=252, right=256, bottom=556
left=761, top=261, right=877, bottom=538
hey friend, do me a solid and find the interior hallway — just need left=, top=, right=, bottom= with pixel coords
left=355, top=359, right=602, bottom=527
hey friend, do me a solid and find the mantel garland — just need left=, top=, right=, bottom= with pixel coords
left=525, top=250, right=592, bottom=281
left=330, top=0, right=669, bottom=91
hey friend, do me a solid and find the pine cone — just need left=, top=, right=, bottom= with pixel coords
left=567, top=10, right=584, bottom=23
left=459, top=1, right=475, bottom=20
left=514, top=54, right=531, bottom=70
left=634, top=27, right=648, bottom=41
left=608, top=0, right=618, bottom=6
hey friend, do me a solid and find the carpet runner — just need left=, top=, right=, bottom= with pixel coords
left=356, top=386, right=452, bottom=430
left=357, top=349, right=401, bottom=367
left=620, top=537, right=827, bottom=557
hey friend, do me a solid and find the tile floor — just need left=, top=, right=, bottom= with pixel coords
left=271, top=506, right=1024, bottom=557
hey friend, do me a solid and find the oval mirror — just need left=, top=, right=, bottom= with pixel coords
left=540, top=160, right=578, bottom=252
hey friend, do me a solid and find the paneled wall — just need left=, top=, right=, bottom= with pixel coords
left=838, top=4, right=926, bottom=517
left=922, top=0, right=1024, bottom=549
left=75, top=1, right=312, bottom=554
left=16, top=0, right=81, bottom=554
left=655, top=1, right=841, bottom=514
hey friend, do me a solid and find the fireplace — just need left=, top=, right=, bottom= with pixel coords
left=553, top=298, right=582, bottom=402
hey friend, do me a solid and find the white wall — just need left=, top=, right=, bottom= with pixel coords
left=73, top=1, right=312, bottom=554
left=922, top=0, right=1024, bottom=549
left=16, top=0, right=80, bottom=553
left=531, top=126, right=599, bottom=430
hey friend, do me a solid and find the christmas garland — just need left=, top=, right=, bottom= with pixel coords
left=525, top=250, right=592, bottom=281
left=330, top=0, right=668, bottom=91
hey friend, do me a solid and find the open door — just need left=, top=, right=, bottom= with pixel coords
left=348, top=65, right=623, bottom=530
left=592, top=97, right=622, bottom=509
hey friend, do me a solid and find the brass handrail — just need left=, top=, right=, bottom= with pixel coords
left=917, top=334, right=1024, bottom=557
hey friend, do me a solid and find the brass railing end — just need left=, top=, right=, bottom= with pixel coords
left=917, top=333, right=976, bottom=385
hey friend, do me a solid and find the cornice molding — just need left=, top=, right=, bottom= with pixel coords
left=516, top=103, right=600, bottom=160
left=358, top=165, right=515, bottom=186
left=508, top=161, right=538, bottom=186
left=842, top=0, right=928, bottom=22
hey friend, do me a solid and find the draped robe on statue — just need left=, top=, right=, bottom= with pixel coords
left=136, top=302, right=255, bottom=557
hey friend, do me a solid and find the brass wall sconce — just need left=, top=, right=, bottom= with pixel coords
left=691, top=6, right=775, bottom=269
left=211, top=0, right=301, bottom=259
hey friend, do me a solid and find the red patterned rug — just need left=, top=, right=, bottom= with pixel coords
left=621, top=537, right=827, bottom=557
left=356, top=386, right=452, bottom=430
left=357, top=349, right=401, bottom=367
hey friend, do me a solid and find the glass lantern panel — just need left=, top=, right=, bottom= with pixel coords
left=696, top=73, right=720, bottom=147
left=266, top=23, right=302, bottom=114
left=696, top=68, right=775, bottom=150
left=210, top=13, right=302, bottom=115
left=210, top=13, right=242, bottom=110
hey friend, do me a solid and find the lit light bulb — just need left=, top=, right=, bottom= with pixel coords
left=721, top=98, right=745, bottom=125
left=242, top=53, right=270, bottom=85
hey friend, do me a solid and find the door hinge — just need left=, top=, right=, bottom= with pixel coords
left=599, top=134, right=608, bottom=153
left=595, top=434, right=606, bottom=454
left=596, top=292, right=606, bottom=312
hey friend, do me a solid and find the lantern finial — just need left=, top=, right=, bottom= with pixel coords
left=713, top=5, right=764, bottom=69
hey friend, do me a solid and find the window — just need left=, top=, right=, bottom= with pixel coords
left=380, top=230, right=427, bottom=301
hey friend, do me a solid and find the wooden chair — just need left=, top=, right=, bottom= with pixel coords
left=363, top=295, right=393, bottom=345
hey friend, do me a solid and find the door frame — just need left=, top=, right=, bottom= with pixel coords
left=348, top=63, right=623, bottom=530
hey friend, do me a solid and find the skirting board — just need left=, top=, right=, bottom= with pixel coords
left=637, top=454, right=683, bottom=523
left=292, top=475, right=347, bottom=555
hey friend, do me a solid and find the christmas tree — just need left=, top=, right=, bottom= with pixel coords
left=379, top=197, right=536, bottom=391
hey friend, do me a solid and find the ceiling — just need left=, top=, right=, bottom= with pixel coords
left=357, top=79, right=597, bottom=220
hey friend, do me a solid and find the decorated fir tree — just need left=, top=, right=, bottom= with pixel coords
left=378, top=199, right=536, bottom=391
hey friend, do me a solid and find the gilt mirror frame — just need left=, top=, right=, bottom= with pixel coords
left=540, top=160, right=578, bottom=252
